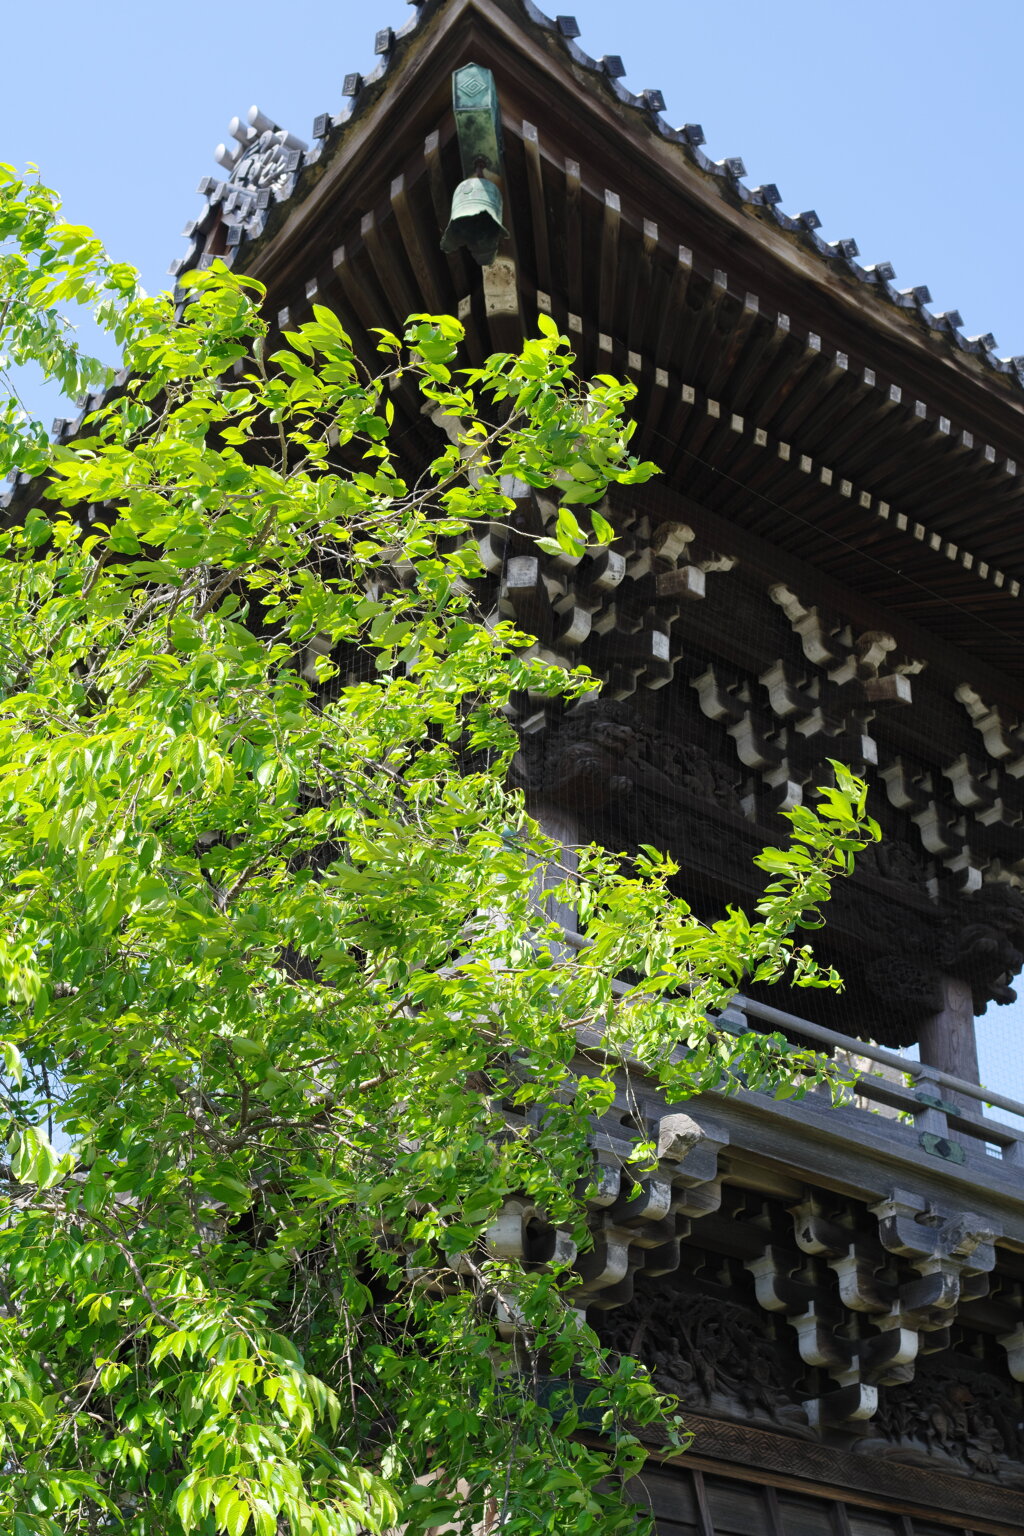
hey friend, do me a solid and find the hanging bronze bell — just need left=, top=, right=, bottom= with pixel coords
left=440, top=175, right=507, bottom=267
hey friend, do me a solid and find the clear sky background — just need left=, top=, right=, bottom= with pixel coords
left=3, top=0, right=1023, bottom=1104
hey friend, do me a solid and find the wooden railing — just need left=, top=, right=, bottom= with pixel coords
left=718, top=992, right=1024, bottom=1172
left=559, top=925, right=1024, bottom=1173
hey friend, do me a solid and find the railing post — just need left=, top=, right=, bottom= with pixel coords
left=715, top=999, right=748, bottom=1036
left=912, top=1066, right=968, bottom=1165
left=717, top=989, right=1024, bottom=1167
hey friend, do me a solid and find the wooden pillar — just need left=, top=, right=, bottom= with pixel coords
left=531, top=802, right=578, bottom=936
left=917, top=974, right=979, bottom=1085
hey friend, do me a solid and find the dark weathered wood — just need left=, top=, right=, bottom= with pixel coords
left=598, top=188, right=620, bottom=340
left=389, top=170, right=444, bottom=311
left=423, top=127, right=475, bottom=302
left=329, top=243, right=384, bottom=342
left=637, top=1421, right=1024, bottom=1532
left=358, top=207, right=418, bottom=325
left=422, top=129, right=450, bottom=222
left=690, top=1470, right=715, bottom=1536
left=481, top=255, right=523, bottom=353
left=520, top=120, right=550, bottom=297
left=829, top=1503, right=853, bottom=1536
left=771, top=348, right=854, bottom=443
left=921, top=976, right=982, bottom=1124
left=703, top=289, right=764, bottom=402
left=674, top=266, right=726, bottom=384
left=529, top=803, right=578, bottom=935
left=563, top=155, right=583, bottom=318
left=763, top=1485, right=786, bottom=1536
left=637, top=219, right=673, bottom=360
left=674, top=1080, right=1024, bottom=1240
left=918, top=974, right=980, bottom=1086
left=691, top=283, right=747, bottom=389
left=321, top=249, right=432, bottom=456
left=625, top=216, right=657, bottom=357
left=656, top=243, right=696, bottom=370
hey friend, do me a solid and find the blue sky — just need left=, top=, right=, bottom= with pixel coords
left=3, top=0, right=1023, bottom=1101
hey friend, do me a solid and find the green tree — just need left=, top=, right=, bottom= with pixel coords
left=0, top=165, right=878, bottom=1536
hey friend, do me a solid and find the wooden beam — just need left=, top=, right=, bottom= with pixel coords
left=829, top=1503, right=853, bottom=1536
left=646, top=243, right=695, bottom=392
left=758, top=335, right=835, bottom=437
left=625, top=217, right=657, bottom=356
left=482, top=255, right=523, bottom=353
left=424, top=128, right=474, bottom=303
left=564, top=156, right=583, bottom=318
left=598, top=188, right=620, bottom=340
left=359, top=207, right=419, bottom=327
left=389, top=170, right=444, bottom=311
left=691, top=1470, right=716, bottom=1536
left=530, top=803, right=578, bottom=932
left=721, top=312, right=801, bottom=416
left=521, top=120, right=551, bottom=298
left=689, top=282, right=745, bottom=387
left=325, top=246, right=429, bottom=454
left=771, top=349, right=853, bottom=443
left=704, top=291, right=765, bottom=402
left=632, top=1420, right=1023, bottom=1533
left=674, top=266, right=726, bottom=383
left=762, top=1486, right=785, bottom=1536
left=330, top=243, right=384, bottom=343
left=636, top=222, right=671, bottom=361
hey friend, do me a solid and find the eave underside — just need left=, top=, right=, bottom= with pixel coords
left=234, top=0, right=1024, bottom=691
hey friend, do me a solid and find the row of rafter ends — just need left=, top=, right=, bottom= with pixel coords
left=530, top=267, right=1023, bottom=484
left=231, top=247, right=1024, bottom=510
left=22, top=281, right=1022, bottom=605
left=165, top=0, right=1024, bottom=394
left=527, top=289, right=1021, bottom=599
left=669, top=378, right=1021, bottom=599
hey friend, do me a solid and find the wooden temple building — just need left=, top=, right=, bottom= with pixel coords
left=32, top=0, right=1024, bottom=1528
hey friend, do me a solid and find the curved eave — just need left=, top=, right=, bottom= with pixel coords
left=182, top=0, right=1024, bottom=414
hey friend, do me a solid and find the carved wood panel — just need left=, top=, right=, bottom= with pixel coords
left=514, top=685, right=1024, bottom=1044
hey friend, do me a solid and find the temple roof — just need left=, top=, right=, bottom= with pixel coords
left=16, top=0, right=1024, bottom=693
left=153, top=0, right=1024, bottom=691
left=172, top=0, right=1024, bottom=398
